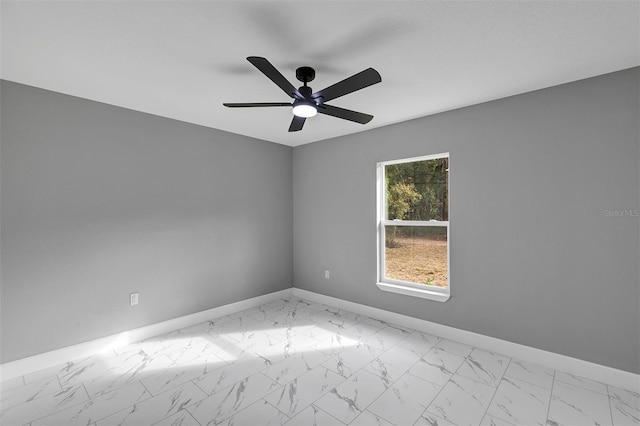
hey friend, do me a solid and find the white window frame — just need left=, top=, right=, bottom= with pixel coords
left=376, top=153, right=450, bottom=302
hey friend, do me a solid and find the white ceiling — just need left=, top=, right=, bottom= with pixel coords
left=1, top=1, right=638, bottom=147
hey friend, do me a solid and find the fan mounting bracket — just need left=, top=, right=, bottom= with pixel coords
left=296, top=66, right=315, bottom=84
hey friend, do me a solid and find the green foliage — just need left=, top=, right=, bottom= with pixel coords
left=384, top=157, right=448, bottom=248
left=387, top=182, right=422, bottom=220
left=385, top=157, right=448, bottom=222
left=386, top=181, right=421, bottom=247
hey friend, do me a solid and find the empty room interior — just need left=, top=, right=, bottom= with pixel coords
left=1, top=1, right=639, bottom=425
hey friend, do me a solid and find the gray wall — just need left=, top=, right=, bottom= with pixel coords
left=0, top=81, right=293, bottom=363
left=293, top=68, right=640, bottom=373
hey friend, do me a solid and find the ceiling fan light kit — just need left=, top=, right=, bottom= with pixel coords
left=292, top=100, right=317, bottom=118
left=223, top=56, right=381, bottom=132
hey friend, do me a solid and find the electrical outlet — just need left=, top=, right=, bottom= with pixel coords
left=325, top=270, right=330, bottom=279
left=130, top=292, right=139, bottom=306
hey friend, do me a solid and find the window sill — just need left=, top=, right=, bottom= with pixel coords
left=376, top=281, right=450, bottom=302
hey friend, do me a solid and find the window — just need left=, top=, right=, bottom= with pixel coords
left=376, top=153, right=450, bottom=302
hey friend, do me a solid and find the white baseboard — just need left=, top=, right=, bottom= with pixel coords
left=3, top=286, right=637, bottom=392
left=293, top=288, right=639, bottom=392
left=0, top=288, right=293, bottom=382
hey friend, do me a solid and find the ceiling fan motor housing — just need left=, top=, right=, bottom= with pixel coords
left=298, top=86, right=313, bottom=99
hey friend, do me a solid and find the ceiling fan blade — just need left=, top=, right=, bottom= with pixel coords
left=247, top=56, right=304, bottom=100
left=223, top=102, right=291, bottom=108
left=311, top=68, right=381, bottom=103
left=289, top=115, right=306, bottom=132
left=317, top=104, right=374, bottom=124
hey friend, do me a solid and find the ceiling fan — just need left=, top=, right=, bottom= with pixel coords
left=223, top=56, right=382, bottom=132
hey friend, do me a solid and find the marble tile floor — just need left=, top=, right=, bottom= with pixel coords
left=1, top=296, right=638, bottom=426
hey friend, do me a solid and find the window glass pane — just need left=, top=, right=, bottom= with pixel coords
left=385, top=157, right=448, bottom=221
left=384, top=226, right=448, bottom=288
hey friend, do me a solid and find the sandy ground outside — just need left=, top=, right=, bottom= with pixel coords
left=385, top=235, right=448, bottom=287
